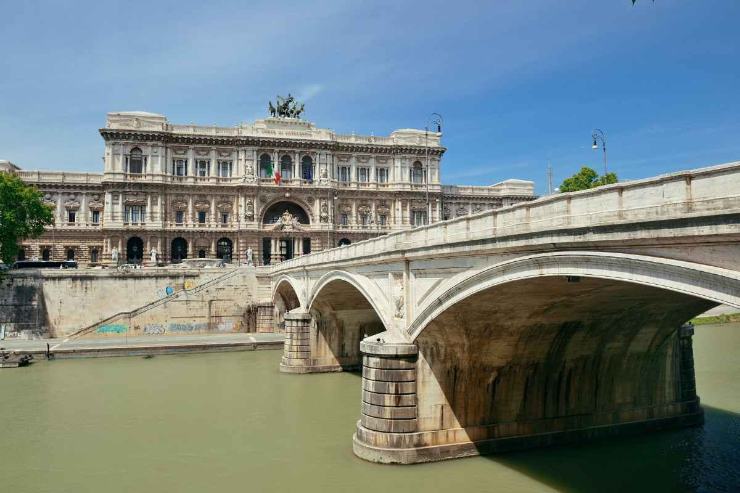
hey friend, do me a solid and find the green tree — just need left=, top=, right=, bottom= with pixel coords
left=559, top=167, right=618, bottom=193
left=0, top=172, right=54, bottom=265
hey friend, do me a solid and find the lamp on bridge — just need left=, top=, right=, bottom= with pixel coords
left=591, top=128, right=608, bottom=176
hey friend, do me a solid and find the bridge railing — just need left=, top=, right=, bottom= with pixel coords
left=273, top=161, right=740, bottom=271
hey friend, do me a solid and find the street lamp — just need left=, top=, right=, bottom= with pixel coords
left=425, top=113, right=443, bottom=224
left=591, top=128, right=608, bottom=175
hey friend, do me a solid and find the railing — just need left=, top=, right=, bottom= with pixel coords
left=16, top=170, right=102, bottom=184
left=271, top=161, right=740, bottom=272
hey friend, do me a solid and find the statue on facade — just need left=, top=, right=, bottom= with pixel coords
left=272, top=210, right=304, bottom=231
left=246, top=247, right=253, bottom=266
left=111, top=247, right=119, bottom=264
left=269, top=94, right=305, bottom=119
left=150, top=248, right=158, bottom=265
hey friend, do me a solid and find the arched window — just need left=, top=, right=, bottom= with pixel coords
left=411, top=161, right=425, bottom=184
left=42, top=248, right=51, bottom=261
left=217, top=238, right=233, bottom=262
left=338, top=238, right=351, bottom=247
left=198, top=249, right=207, bottom=258
left=128, top=147, right=145, bottom=174
left=301, top=155, right=313, bottom=181
left=259, top=154, right=273, bottom=178
left=280, top=155, right=293, bottom=181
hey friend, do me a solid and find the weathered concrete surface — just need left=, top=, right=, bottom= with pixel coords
left=0, top=267, right=265, bottom=339
left=269, top=162, right=740, bottom=463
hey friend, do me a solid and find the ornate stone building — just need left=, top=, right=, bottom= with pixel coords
left=3, top=107, right=535, bottom=266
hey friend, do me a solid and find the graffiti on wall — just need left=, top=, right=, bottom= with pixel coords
left=143, top=324, right=166, bottom=335
left=168, top=322, right=208, bottom=333
left=96, top=324, right=127, bottom=334
left=216, top=320, right=235, bottom=332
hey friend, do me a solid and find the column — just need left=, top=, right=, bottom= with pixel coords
left=353, top=338, right=419, bottom=464
left=187, top=195, right=193, bottom=225
left=678, top=323, right=698, bottom=405
left=271, top=237, right=280, bottom=264
left=280, top=310, right=312, bottom=373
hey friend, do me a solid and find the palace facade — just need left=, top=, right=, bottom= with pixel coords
left=2, top=109, right=535, bottom=266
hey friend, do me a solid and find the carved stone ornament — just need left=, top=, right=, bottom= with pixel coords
left=195, top=148, right=210, bottom=157
left=194, top=200, right=210, bottom=212
left=88, top=199, right=105, bottom=211
left=244, top=200, right=255, bottom=221
left=357, top=204, right=371, bottom=215
left=456, top=205, right=468, bottom=217
left=272, top=210, right=304, bottom=232
left=124, top=193, right=146, bottom=206
left=172, top=200, right=188, bottom=212
left=64, top=199, right=81, bottom=210
left=217, top=202, right=233, bottom=213
left=339, top=203, right=352, bottom=214
left=42, top=193, right=56, bottom=205
left=320, top=201, right=329, bottom=222
left=390, top=272, right=404, bottom=319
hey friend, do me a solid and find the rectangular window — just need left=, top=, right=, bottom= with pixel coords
left=358, top=167, right=370, bottom=183
left=174, top=159, right=188, bottom=176
left=412, top=210, right=427, bottom=226
left=91, top=210, right=100, bottom=224
left=377, top=168, right=389, bottom=183
left=338, top=166, right=350, bottom=183
left=359, top=213, right=369, bottom=226
left=217, top=160, right=233, bottom=178
left=198, top=211, right=207, bottom=224
left=67, top=211, right=76, bottom=223
left=90, top=249, right=98, bottom=264
left=175, top=210, right=184, bottom=224
left=221, top=212, right=229, bottom=224
left=378, top=214, right=387, bottom=226
left=125, top=206, right=146, bottom=224
left=339, top=213, right=348, bottom=226
left=302, top=238, right=311, bottom=255
left=196, top=159, right=210, bottom=177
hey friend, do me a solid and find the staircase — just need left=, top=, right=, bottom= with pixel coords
left=67, top=268, right=251, bottom=340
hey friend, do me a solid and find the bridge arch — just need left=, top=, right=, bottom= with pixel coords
left=272, top=276, right=302, bottom=332
left=403, top=251, right=740, bottom=457
left=305, top=270, right=389, bottom=371
left=409, top=251, right=740, bottom=340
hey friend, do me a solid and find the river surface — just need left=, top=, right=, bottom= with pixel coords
left=2, top=323, right=739, bottom=493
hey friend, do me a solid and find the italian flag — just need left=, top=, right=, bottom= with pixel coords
left=270, top=160, right=281, bottom=185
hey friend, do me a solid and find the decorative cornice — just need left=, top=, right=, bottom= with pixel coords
left=99, top=128, right=446, bottom=157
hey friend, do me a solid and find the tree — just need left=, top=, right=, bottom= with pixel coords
left=559, top=167, right=618, bottom=193
left=0, top=172, right=54, bottom=265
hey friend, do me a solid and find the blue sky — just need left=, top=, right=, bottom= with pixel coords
left=1, top=0, right=739, bottom=194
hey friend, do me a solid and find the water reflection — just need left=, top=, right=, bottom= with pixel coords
left=492, top=406, right=740, bottom=492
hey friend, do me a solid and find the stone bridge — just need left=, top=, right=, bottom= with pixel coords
left=268, top=162, right=740, bottom=464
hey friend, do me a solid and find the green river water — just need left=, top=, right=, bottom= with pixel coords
left=1, top=323, right=739, bottom=493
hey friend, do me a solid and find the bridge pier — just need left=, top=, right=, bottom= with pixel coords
left=280, top=310, right=313, bottom=373
left=353, top=339, right=421, bottom=463
left=353, top=318, right=706, bottom=464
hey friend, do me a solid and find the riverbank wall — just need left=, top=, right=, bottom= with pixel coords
left=0, top=267, right=275, bottom=339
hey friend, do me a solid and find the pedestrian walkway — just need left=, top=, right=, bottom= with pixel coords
left=0, top=332, right=285, bottom=359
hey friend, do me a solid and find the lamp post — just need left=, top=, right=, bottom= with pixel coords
left=591, top=128, right=608, bottom=176
left=425, top=113, right=443, bottom=224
